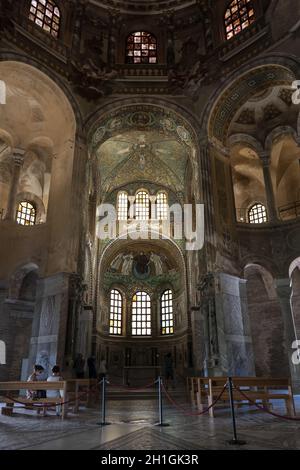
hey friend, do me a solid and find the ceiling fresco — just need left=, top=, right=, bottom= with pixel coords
left=97, top=130, right=189, bottom=193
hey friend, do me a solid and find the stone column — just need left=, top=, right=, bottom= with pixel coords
left=275, top=279, right=300, bottom=391
left=149, top=195, right=157, bottom=220
left=128, top=195, right=135, bottom=219
left=260, top=151, right=278, bottom=223
left=215, top=273, right=255, bottom=377
left=107, top=11, right=118, bottom=66
left=5, top=148, right=25, bottom=221
left=199, top=139, right=217, bottom=272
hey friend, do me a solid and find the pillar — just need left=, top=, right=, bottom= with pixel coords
left=260, top=151, right=278, bottom=223
left=275, top=278, right=300, bottom=391
left=5, top=148, right=25, bottom=221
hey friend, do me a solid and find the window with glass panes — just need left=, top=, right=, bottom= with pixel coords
left=29, top=0, right=61, bottom=38
left=16, top=201, right=36, bottom=226
left=126, top=32, right=157, bottom=64
left=161, top=290, right=174, bottom=335
left=135, top=191, right=150, bottom=220
left=132, top=292, right=151, bottom=336
left=109, top=289, right=122, bottom=336
left=224, top=0, right=255, bottom=41
left=156, top=192, right=168, bottom=220
left=118, top=192, right=128, bottom=221
left=248, top=203, right=268, bottom=224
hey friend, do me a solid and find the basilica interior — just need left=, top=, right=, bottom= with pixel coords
left=1, top=0, right=300, bottom=451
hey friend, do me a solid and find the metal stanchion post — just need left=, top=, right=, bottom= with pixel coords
left=156, top=376, right=170, bottom=427
left=97, top=378, right=111, bottom=426
left=227, top=377, right=246, bottom=446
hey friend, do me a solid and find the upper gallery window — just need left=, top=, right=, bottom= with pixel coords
left=126, top=32, right=157, bottom=64
left=16, top=201, right=37, bottom=226
left=156, top=192, right=168, bottom=220
left=161, top=290, right=174, bottom=336
left=118, top=192, right=129, bottom=221
left=224, top=0, right=255, bottom=40
left=109, top=289, right=123, bottom=336
left=248, top=203, right=268, bottom=224
left=132, top=291, right=152, bottom=336
left=29, top=0, right=61, bottom=38
left=135, top=191, right=150, bottom=220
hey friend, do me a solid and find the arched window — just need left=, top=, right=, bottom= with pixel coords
left=16, top=201, right=36, bottom=226
left=161, top=290, right=174, bottom=336
left=156, top=192, right=168, bottom=220
left=224, top=0, right=255, bottom=41
left=118, top=192, right=128, bottom=221
left=132, top=291, right=151, bottom=336
left=248, top=203, right=268, bottom=224
left=126, top=32, right=157, bottom=64
left=135, top=191, right=150, bottom=220
left=109, top=289, right=123, bottom=336
left=29, top=0, right=61, bottom=38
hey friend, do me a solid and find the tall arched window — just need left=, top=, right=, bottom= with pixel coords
left=248, top=203, right=268, bottom=224
left=156, top=192, right=168, bottom=220
left=161, top=290, right=174, bottom=336
left=224, top=0, right=255, bottom=41
left=109, top=289, right=123, bottom=336
left=135, top=191, right=150, bottom=220
left=132, top=291, right=151, bottom=336
left=126, top=32, right=157, bottom=64
left=118, top=192, right=128, bottom=221
left=16, top=201, right=36, bottom=226
left=29, top=0, right=61, bottom=38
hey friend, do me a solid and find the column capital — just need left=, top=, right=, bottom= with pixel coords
left=275, top=278, right=292, bottom=297
left=259, top=151, right=271, bottom=167
left=12, top=148, right=25, bottom=166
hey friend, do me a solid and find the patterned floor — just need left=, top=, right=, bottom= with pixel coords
left=1, top=397, right=300, bottom=450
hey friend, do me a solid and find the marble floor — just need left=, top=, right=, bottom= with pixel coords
left=1, top=396, right=300, bottom=450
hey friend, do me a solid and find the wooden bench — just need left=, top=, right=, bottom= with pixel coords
left=0, top=381, right=68, bottom=419
left=188, top=377, right=296, bottom=418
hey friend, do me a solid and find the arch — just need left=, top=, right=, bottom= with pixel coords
left=0, top=53, right=83, bottom=131
left=289, top=257, right=300, bottom=279
left=204, top=57, right=300, bottom=146
left=244, top=263, right=289, bottom=377
left=265, top=126, right=298, bottom=151
left=9, top=262, right=39, bottom=300
left=125, top=31, right=157, bottom=64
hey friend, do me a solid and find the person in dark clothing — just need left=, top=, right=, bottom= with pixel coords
left=87, top=356, right=97, bottom=379
left=164, top=353, right=175, bottom=390
left=74, top=353, right=85, bottom=379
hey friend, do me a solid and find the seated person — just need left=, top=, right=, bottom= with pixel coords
left=47, top=366, right=64, bottom=416
left=27, top=364, right=45, bottom=399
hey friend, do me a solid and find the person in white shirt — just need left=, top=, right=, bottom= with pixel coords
left=47, top=366, right=64, bottom=416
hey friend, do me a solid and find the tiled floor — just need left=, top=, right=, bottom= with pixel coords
left=1, top=396, right=300, bottom=450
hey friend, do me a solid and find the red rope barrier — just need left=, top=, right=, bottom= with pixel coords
left=107, top=380, right=156, bottom=391
left=234, top=386, right=300, bottom=421
left=162, top=382, right=227, bottom=417
left=2, top=383, right=100, bottom=409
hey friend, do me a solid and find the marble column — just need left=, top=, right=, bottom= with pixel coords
left=260, top=151, right=278, bottom=223
left=198, top=139, right=217, bottom=272
left=275, top=278, right=300, bottom=391
left=5, top=148, right=25, bottom=221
